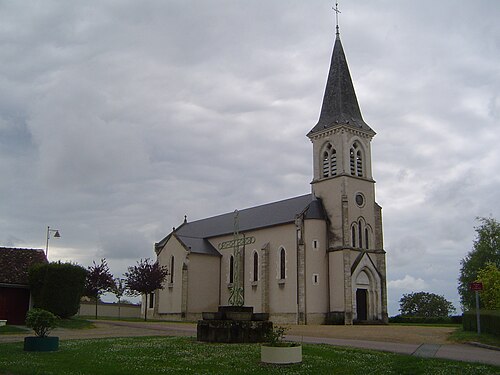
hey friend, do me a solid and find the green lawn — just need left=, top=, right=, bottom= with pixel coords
left=55, top=318, right=95, bottom=330
left=0, top=325, right=29, bottom=335
left=449, top=328, right=500, bottom=348
left=0, top=336, right=498, bottom=375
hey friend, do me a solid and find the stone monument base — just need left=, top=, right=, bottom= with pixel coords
left=197, top=306, right=272, bottom=343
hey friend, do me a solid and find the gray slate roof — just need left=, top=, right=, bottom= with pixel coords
left=156, top=194, right=325, bottom=256
left=0, top=247, right=48, bottom=285
left=309, top=35, right=374, bottom=135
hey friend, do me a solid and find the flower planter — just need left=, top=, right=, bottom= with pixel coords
left=261, top=344, right=302, bottom=364
left=24, top=336, right=59, bottom=352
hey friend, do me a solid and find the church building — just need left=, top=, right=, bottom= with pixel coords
left=153, top=23, right=388, bottom=325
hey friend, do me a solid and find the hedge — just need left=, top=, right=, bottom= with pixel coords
left=463, top=310, right=500, bottom=336
left=29, top=262, right=87, bottom=318
left=389, top=315, right=462, bottom=324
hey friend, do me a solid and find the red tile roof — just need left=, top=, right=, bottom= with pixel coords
left=0, top=247, right=48, bottom=285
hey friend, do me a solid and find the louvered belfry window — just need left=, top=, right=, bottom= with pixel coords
left=322, top=143, right=337, bottom=178
left=350, top=142, right=363, bottom=177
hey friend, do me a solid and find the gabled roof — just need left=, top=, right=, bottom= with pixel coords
left=309, top=34, right=374, bottom=136
left=0, top=247, right=48, bottom=285
left=156, top=194, right=326, bottom=256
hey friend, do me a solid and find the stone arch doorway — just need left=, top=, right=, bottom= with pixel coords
left=356, top=288, right=368, bottom=321
left=352, top=257, right=382, bottom=322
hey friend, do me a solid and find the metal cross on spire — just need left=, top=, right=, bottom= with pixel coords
left=333, top=2, right=341, bottom=37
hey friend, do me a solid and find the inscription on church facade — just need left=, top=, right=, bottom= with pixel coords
left=218, top=236, right=256, bottom=250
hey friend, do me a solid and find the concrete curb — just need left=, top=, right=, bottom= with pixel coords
left=466, top=341, right=500, bottom=351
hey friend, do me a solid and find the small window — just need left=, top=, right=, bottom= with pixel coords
left=170, top=255, right=175, bottom=283
left=149, top=292, right=154, bottom=309
left=312, top=240, right=318, bottom=250
left=312, top=274, right=319, bottom=285
left=229, top=255, right=234, bottom=284
left=351, top=226, right=356, bottom=247
left=358, top=221, right=363, bottom=248
left=253, top=252, right=259, bottom=282
left=365, top=228, right=369, bottom=249
left=280, top=248, right=286, bottom=280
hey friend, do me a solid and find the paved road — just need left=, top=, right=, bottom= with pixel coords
left=2, top=320, right=499, bottom=367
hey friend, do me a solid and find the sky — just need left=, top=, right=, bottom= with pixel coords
left=1, top=1, right=499, bottom=316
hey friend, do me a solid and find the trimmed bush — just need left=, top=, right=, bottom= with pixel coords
left=389, top=315, right=461, bottom=324
left=29, top=262, right=87, bottom=318
left=463, top=310, right=500, bottom=336
left=25, top=308, right=57, bottom=337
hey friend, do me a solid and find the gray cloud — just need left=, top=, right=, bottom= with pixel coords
left=1, top=1, right=498, bottom=314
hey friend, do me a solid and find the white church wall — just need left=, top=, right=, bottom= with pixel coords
left=186, top=253, right=220, bottom=313
left=210, top=224, right=298, bottom=319
left=329, top=250, right=345, bottom=311
left=157, top=236, right=186, bottom=316
left=304, top=219, right=329, bottom=318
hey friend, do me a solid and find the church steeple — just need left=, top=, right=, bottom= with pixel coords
left=308, top=30, right=374, bottom=135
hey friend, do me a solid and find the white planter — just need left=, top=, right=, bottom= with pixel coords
left=261, top=344, right=302, bottom=364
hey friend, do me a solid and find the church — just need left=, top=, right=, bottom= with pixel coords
left=152, top=22, right=388, bottom=325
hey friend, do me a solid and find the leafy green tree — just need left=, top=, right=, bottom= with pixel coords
left=476, top=262, right=500, bottom=310
left=83, top=259, right=115, bottom=319
left=111, top=277, right=127, bottom=318
left=399, top=292, right=455, bottom=318
left=458, top=217, right=500, bottom=310
left=29, top=262, right=87, bottom=318
left=124, top=258, right=169, bottom=321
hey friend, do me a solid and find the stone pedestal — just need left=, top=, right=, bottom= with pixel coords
left=197, top=306, right=272, bottom=343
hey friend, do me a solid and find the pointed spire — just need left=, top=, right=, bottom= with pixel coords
left=308, top=15, right=373, bottom=136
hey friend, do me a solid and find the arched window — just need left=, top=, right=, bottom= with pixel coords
left=351, top=225, right=356, bottom=247
left=356, top=150, right=363, bottom=177
left=321, top=143, right=337, bottom=178
left=279, top=248, right=286, bottom=279
left=364, top=228, right=369, bottom=249
left=350, top=142, right=363, bottom=177
left=358, top=221, right=363, bottom=248
left=229, top=255, right=234, bottom=284
left=330, top=148, right=337, bottom=176
left=170, top=256, right=175, bottom=283
left=322, top=151, right=329, bottom=177
left=253, top=252, right=258, bottom=282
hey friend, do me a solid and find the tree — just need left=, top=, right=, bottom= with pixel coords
left=111, top=277, right=127, bottom=319
left=29, top=262, right=87, bottom=318
left=476, top=262, right=500, bottom=310
left=83, top=259, right=115, bottom=319
left=458, top=217, right=500, bottom=310
left=399, top=292, right=455, bottom=318
left=124, top=258, right=169, bottom=321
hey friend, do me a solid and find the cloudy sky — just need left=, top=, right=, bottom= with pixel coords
left=1, top=1, right=498, bottom=315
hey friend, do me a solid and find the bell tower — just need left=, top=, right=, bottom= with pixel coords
left=308, top=17, right=388, bottom=324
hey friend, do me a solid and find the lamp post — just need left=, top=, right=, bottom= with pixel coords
left=45, top=226, right=61, bottom=257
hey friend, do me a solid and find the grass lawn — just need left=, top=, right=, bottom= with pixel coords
left=55, top=318, right=95, bottom=330
left=0, top=325, right=29, bottom=335
left=450, top=328, right=500, bottom=348
left=0, top=336, right=499, bottom=375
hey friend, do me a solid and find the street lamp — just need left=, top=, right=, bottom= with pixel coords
left=45, top=226, right=61, bottom=257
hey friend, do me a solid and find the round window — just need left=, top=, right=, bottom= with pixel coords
left=355, top=193, right=364, bottom=207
